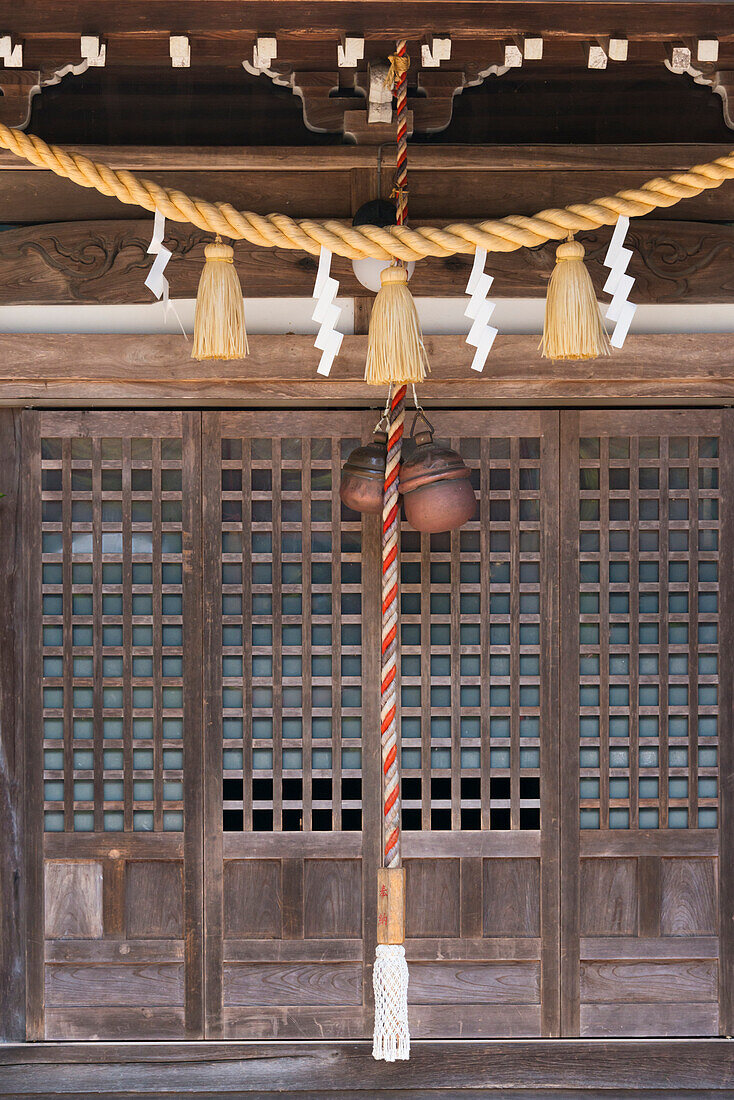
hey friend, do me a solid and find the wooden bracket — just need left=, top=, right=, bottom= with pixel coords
left=0, top=69, right=40, bottom=127
left=377, top=867, right=405, bottom=945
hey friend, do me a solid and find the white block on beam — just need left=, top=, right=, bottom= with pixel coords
left=608, top=36, right=628, bottom=62
left=338, top=36, right=364, bottom=67
left=0, top=36, right=23, bottom=67
left=696, top=37, right=719, bottom=63
left=666, top=43, right=692, bottom=73
left=421, top=35, right=452, bottom=67
left=253, top=36, right=277, bottom=69
left=587, top=43, right=608, bottom=69
left=81, top=35, right=106, bottom=67
left=169, top=35, right=190, bottom=67
left=503, top=41, right=523, bottom=68
left=521, top=35, right=544, bottom=60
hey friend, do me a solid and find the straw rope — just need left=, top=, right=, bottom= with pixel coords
left=1, top=121, right=734, bottom=260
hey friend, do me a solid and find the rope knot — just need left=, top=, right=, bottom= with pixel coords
left=386, top=52, right=410, bottom=88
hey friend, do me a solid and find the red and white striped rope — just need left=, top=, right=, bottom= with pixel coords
left=380, top=40, right=410, bottom=870
left=381, top=383, right=406, bottom=868
left=394, top=39, right=408, bottom=229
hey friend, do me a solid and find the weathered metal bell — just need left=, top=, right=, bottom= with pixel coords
left=339, top=429, right=387, bottom=514
left=399, top=412, right=476, bottom=533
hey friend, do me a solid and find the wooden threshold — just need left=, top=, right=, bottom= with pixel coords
left=2, top=332, right=734, bottom=407
left=1, top=1039, right=733, bottom=1094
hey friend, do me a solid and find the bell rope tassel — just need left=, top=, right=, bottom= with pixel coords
left=373, top=945, right=410, bottom=1061
left=364, top=265, right=429, bottom=385
left=192, top=238, right=249, bottom=361
left=540, top=237, right=611, bottom=362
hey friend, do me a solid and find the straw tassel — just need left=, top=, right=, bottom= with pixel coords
left=364, top=265, right=429, bottom=386
left=192, top=237, right=248, bottom=361
left=540, top=237, right=611, bottom=362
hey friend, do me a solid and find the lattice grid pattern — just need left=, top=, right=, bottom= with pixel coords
left=578, top=432, right=720, bottom=830
left=220, top=433, right=363, bottom=832
left=41, top=432, right=186, bottom=832
left=399, top=433, right=543, bottom=831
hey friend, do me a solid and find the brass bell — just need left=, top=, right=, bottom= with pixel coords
left=339, top=428, right=387, bottom=514
left=399, top=411, right=476, bottom=533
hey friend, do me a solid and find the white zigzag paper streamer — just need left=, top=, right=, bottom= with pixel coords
left=603, top=215, right=637, bottom=349
left=312, top=248, right=344, bottom=376
left=144, top=211, right=188, bottom=338
left=464, top=247, right=498, bottom=372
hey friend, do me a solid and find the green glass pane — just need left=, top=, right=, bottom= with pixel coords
left=639, top=623, right=659, bottom=645
left=639, top=777, right=659, bottom=797
left=638, top=685, right=659, bottom=706
left=610, top=748, right=629, bottom=767
left=223, top=749, right=243, bottom=769
left=163, top=780, right=183, bottom=800
left=103, top=780, right=124, bottom=800
left=133, top=811, right=153, bottom=831
left=104, top=812, right=124, bottom=831
left=668, top=747, right=688, bottom=767
left=698, top=777, right=717, bottom=798
left=579, top=778, right=600, bottom=798
left=103, top=688, right=123, bottom=709
left=162, top=687, right=183, bottom=709
left=490, top=686, right=510, bottom=707
left=580, top=748, right=599, bottom=767
left=639, top=808, right=659, bottom=828
left=698, top=808, right=718, bottom=828
left=163, top=749, right=183, bottom=769
left=282, top=717, right=302, bottom=740
left=699, top=747, right=717, bottom=766
left=73, top=812, right=94, bottom=832
left=580, top=686, right=599, bottom=706
left=44, top=780, right=64, bottom=801
left=490, top=716, right=510, bottom=739
left=699, top=716, right=718, bottom=737
left=252, top=717, right=273, bottom=739
left=489, top=624, right=510, bottom=645
left=283, top=749, right=302, bottom=769
left=431, top=748, right=451, bottom=768
left=431, top=717, right=451, bottom=740
left=580, top=809, right=600, bottom=828
left=44, top=812, right=64, bottom=832
left=163, top=812, right=183, bottom=831
left=44, top=748, right=64, bottom=769
left=520, top=748, right=540, bottom=768
left=639, top=716, right=659, bottom=737
left=103, top=719, right=123, bottom=740
left=609, top=778, right=629, bottom=798
left=133, top=748, right=153, bottom=769
left=461, top=686, right=481, bottom=707
left=133, top=780, right=153, bottom=800
left=490, top=748, right=510, bottom=767
left=609, top=809, right=629, bottom=829
left=668, top=808, right=689, bottom=828
left=639, top=747, right=658, bottom=767
left=609, top=716, right=629, bottom=738
left=103, top=749, right=123, bottom=769
left=43, top=719, right=63, bottom=741
left=579, top=716, right=599, bottom=737
left=461, top=716, right=480, bottom=739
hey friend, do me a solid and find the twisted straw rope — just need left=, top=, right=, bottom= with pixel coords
left=2, top=120, right=734, bottom=260
left=381, top=385, right=406, bottom=870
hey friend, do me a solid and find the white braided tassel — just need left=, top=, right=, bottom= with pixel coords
left=372, top=944, right=410, bottom=1061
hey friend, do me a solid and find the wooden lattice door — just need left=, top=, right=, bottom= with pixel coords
left=201, top=409, right=561, bottom=1039
left=559, top=410, right=734, bottom=1037
left=24, top=411, right=203, bottom=1039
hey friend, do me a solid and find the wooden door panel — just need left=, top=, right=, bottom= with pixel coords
left=202, top=411, right=379, bottom=1040
left=25, top=411, right=203, bottom=1040
left=400, top=411, right=560, bottom=1039
left=203, top=408, right=561, bottom=1040
left=560, top=410, right=732, bottom=1037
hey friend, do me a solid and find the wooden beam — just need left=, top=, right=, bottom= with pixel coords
left=0, top=410, right=24, bottom=1040
left=0, top=218, right=733, bottom=305
left=1, top=333, right=734, bottom=406
left=1, top=146, right=734, bottom=225
left=6, top=1, right=734, bottom=39
left=1, top=1037, right=733, bottom=1093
